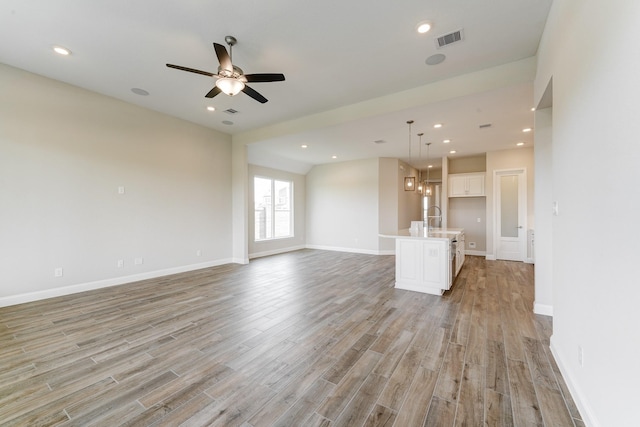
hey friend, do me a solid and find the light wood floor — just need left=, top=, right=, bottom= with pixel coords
left=0, top=250, right=582, bottom=426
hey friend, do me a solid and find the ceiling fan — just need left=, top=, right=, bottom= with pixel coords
left=166, top=35, right=285, bottom=104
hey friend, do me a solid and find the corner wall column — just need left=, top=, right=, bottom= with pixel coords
left=232, top=139, right=249, bottom=264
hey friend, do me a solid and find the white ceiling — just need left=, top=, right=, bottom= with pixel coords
left=0, top=0, right=552, bottom=173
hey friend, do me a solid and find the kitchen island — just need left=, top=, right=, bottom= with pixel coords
left=380, top=227, right=464, bottom=295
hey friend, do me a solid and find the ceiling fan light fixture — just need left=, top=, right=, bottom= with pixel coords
left=215, top=77, right=245, bottom=96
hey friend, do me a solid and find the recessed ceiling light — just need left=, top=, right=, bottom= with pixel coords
left=531, top=107, right=536, bottom=112
left=301, top=144, right=308, bottom=148
left=131, top=88, right=149, bottom=96
left=206, top=106, right=215, bottom=112
left=522, top=127, right=532, bottom=132
left=449, top=150, right=456, bottom=154
left=434, top=123, right=443, bottom=129
left=517, top=142, right=525, bottom=146
left=428, top=165, right=433, bottom=168
left=53, top=46, right=71, bottom=56
left=416, top=21, right=432, bottom=34
left=331, top=155, right=337, bottom=159
left=443, top=139, right=450, bottom=143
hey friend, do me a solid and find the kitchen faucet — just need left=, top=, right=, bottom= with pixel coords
left=425, top=205, right=442, bottom=231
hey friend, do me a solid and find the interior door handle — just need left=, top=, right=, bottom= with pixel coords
left=517, top=226, right=523, bottom=229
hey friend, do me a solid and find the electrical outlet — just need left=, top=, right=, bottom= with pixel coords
left=117, top=259, right=124, bottom=268
left=578, top=346, right=584, bottom=367
left=134, top=257, right=143, bottom=265
left=196, top=250, right=202, bottom=257
left=54, top=267, right=63, bottom=278
left=469, top=242, right=476, bottom=249
left=118, top=186, right=125, bottom=195
left=552, top=201, right=559, bottom=216
left=476, top=217, right=481, bottom=223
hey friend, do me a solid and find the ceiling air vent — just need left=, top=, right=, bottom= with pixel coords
left=223, top=108, right=238, bottom=115
left=436, top=29, right=464, bottom=48
left=479, top=123, right=492, bottom=129
left=373, top=139, right=387, bottom=144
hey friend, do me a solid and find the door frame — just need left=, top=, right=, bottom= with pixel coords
left=493, top=168, right=527, bottom=261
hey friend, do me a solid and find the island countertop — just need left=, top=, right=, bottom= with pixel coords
left=379, top=228, right=463, bottom=241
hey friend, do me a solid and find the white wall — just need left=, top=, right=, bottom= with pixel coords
left=306, top=158, right=381, bottom=254
left=534, top=1, right=640, bottom=425
left=485, top=147, right=535, bottom=259
left=533, top=107, right=553, bottom=315
left=248, top=164, right=306, bottom=258
left=0, top=64, right=233, bottom=305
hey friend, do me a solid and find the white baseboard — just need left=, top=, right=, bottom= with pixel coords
left=305, top=244, right=383, bottom=256
left=465, top=250, right=486, bottom=256
left=0, top=258, right=233, bottom=308
left=231, top=257, right=249, bottom=264
left=249, top=245, right=306, bottom=259
left=533, top=302, right=553, bottom=316
left=483, top=254, right=534, bottom=263
left=550, top=336, right=599, bottom=427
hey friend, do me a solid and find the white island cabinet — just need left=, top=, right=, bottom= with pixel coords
left=380, top=228, right=464, bottom=296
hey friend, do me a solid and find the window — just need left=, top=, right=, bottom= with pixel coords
left=254, top=177, right=293, bottom=241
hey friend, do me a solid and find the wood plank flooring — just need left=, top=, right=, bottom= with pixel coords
left=0, top=250, right=582, bottom=426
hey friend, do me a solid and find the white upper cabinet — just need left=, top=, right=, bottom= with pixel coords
left=448, top=173, right=485, bottom=197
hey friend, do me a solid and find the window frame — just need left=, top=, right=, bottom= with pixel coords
left=253, top=176, right=294, bottom=242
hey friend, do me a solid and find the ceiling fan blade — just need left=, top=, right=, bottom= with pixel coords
left=242, top=85, right=268, bottom=103
left=244, top=73, right=286, bottom=83
left=166, top=64, right=214, bottom=77
left=213, top=43, right=233, bottom=72
left=205, top=86, right=222, bottom=98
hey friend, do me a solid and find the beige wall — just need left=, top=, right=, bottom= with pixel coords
left=0, top=63, right=233, bottom=305
left=448, top=154, right=486, bottom=174
left=248, top=164, right=306, bottom=258
left=447, top=155, right=488, bottom=252
left=397, top=160, right=423, bottom=229
left=305, top=158, right=381, bottom=253
left=378, top=158, right=399, bottom=252
left=449, top=198, right=487, bottom=252
left=485, top=147, right=535, bottom=258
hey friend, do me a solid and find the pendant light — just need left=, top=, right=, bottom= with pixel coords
left=425, top=142, right=432, bottom=195
left=404, top=120, right=415, bottom=191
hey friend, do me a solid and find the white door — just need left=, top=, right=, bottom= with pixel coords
left=496, top=170, right=526, bottom=261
